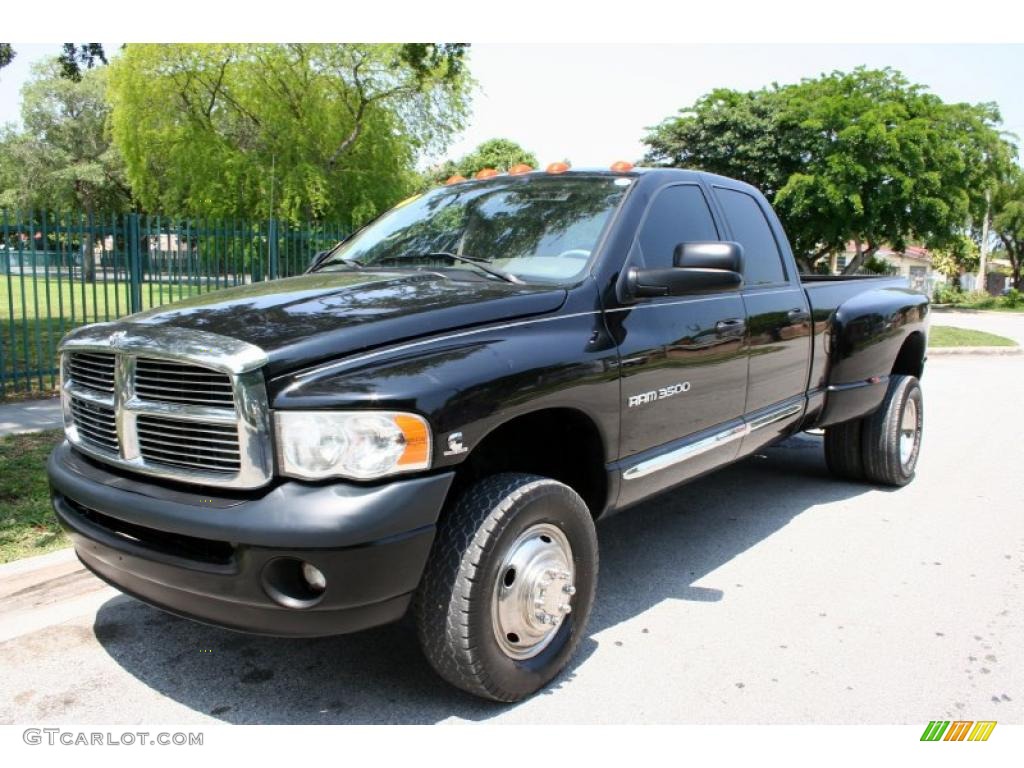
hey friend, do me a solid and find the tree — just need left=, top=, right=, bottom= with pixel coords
left=457, top=138, right=538, bottom=177
left=0, top=60, right=130, bottom=280
left=0, top=44, right=107, bottom=79
left=106, top=44, right=472, bottom=226
left=930, top=234, right=979, bottom=290
left=992, top=168, right=1024, bottom=289
left=425, top=138, right=538, bottom=187
left=57, top=44, right=108, bottom=81
left=643, top=68, right=1015, bottom=273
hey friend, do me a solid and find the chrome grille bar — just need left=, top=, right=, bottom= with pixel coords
left=135, top=358, right=235, bottom=407
left=58, top=323, right=272, bottom=489
left=68, top=352, right=116, bottom=392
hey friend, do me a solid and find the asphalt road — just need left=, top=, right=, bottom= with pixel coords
left=1, top=354, right=1021, bottom=725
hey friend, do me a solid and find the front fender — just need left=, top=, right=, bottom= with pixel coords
left=267, top=309, right=622, bottom=470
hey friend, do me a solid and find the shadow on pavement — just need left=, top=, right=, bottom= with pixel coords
left=93, top=433, right=883, bottom=723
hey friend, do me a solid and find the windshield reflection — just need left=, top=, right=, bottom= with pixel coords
left=317, top=175, right=631, bottom=284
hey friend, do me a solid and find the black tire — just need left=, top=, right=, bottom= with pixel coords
left=861, top=374, right=923, bottom=487
left=824, top=417, right=865, bottom=481
left=414, top=472, right=598, bottom=702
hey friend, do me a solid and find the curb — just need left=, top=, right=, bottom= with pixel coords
left=928, top=346, right=1022, bottom=356
left=930, top=306, right=1023, bottom=315
left=0, top=546, right=77, bottom=578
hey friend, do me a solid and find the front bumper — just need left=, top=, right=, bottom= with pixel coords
left=48, top=441, right=454, bottom=637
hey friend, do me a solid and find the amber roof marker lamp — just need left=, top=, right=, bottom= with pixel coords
left=546, top=161, right=570, bottom=174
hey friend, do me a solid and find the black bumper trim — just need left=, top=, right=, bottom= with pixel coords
left=48, top=441, right=454, bottom=549
left=48, top=441, right=455, bottom=636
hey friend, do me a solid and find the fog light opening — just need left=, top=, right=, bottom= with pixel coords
left=261, top=557, right=328, bottom=609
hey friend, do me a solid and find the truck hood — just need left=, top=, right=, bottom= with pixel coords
left=129, top=270, right=568, bottom=377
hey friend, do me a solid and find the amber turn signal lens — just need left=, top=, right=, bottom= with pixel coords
left=394, top=414, right=431, bottom=467
left=610, top=160, right=634, bottom=172
left=475, top=168, right=499, bottom=179
left=508, top=163, right=534, bottom=175
left=445, top=175, right=467, bottom=185
left=546, top=161, right=570, bottom=174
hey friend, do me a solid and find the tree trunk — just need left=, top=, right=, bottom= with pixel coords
left=976, top=188, right=991, bottom=295
left=842, top=240, right=878, bottom=275
left=83, top=206, right=96, bottom=285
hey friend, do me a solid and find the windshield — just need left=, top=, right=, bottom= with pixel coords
left=316, top=175, right=631, bottom=284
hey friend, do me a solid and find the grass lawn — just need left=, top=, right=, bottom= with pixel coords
left=0, top=429, right=68, bottom=563
left=928, top=326, right=1018, bottom=348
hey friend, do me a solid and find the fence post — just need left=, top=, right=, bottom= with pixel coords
left=127, top=213, right=143, bottom=314
left=268, top=218, right=279, bottom=280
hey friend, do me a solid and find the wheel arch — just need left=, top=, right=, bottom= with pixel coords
left=448, top=406, right=610, bottom=518
left=892, top=330, right=927, bottom=379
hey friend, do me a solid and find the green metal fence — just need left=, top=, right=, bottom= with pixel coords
left=1, top=210, right=347, bottom=399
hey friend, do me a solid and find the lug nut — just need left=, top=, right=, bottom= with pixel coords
left=559, top=603, right=572, bottom=614
left=563, top=585, right=576, bottom=595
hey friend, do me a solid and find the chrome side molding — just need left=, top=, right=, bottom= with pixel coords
left=622, top=400, right=804, bottom=481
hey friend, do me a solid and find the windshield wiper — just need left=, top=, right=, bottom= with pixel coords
left=379, top=251, right=522, bottom=284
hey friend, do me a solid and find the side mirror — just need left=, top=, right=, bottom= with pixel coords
left=626, top=241, right=744, bottom=298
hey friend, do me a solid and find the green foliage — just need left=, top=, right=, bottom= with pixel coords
left=930, top=233, right=979, bottom=280
left=960, top=289, right=998, bottom=308
left=0, top=60, right=130, bottom=217
left=992, top=167, right=1024, bottom=288
left=426, top=138, right=538, bottom=186
left=0, top=430, right=68, bottom=563
left=1003, top=287, right=1021, bottom=308
left=457, top=138, right=538, bottom=177
left=860, top=255, right=897, bottom=275
left=57, top=43, right=108, bottom=82
left=0, top=44, right=14, bottom=71
left=106, top=44, right=473, bottom=227
left=643, top=68, right=1016, bottom=272
left=931, top=283, right=961, bottom=305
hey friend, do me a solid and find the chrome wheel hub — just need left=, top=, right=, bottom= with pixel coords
left=899, top=398, right=919, bottom=469
left=492, top=523, right=575, bottom=660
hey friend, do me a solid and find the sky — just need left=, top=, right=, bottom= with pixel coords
left=2, top=43, right=1022, bottom=168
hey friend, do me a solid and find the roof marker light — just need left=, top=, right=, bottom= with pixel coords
left=508, top=163, right=534, bottom=175
left=610, top=160, right=634, bottom=173
left=445, top=175, right=466, bottom=185
left=546, top=161, right=570, bottom=174
left=475, top=168, right=499, bottom=179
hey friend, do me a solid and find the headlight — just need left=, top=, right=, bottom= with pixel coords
left=274, top=410, right=431, bottom=481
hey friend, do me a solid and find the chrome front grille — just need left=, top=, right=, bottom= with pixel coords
left=58, top=324, right=272, bottom=489
left=68, top=398, right=118, bottom=453
left=68, top=352, right=116, bottom=392
left=137, top=415, right=242, bottom=473
left=134, top=358, right=235, bottom=407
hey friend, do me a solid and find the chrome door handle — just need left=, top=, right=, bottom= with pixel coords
left=715, top=318, right=746, bottom=335
left=787, top=308, right=811, bottom=323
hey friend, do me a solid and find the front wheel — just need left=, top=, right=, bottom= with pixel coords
left=414, top=473, right=598, bottom=702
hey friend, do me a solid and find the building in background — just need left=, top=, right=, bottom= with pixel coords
left=834, top=242, right=934, bottom=294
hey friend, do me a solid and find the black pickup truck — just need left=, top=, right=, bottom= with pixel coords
left=48, top=166, right=929, bottom=702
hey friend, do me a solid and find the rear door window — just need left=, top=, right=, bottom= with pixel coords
left=714, top=188, right=787, bottom=286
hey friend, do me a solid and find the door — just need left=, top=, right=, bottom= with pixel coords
left=611, top=184, right=750, bottom=506
left=712, top=186, right=812, bottom=451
